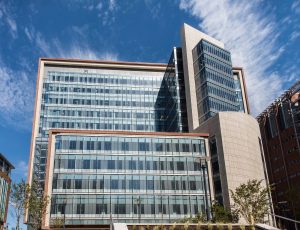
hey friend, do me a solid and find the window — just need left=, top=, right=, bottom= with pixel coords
left=160, top=161, right=165, bottom=170
left=87, top=141, right=94, bottom=150
left=63, top=179, right=71, bottom=189
left=76, top=204, right=85, bottom=214
left=212, top=161, right=219, bottom=174
left=92, top=180, right=97, bottom=189
left=121, top=142, right=129, bottom=151
left=96, top=204, right=107, bottom=214
left=96, top=142, right=102, bottom=150
left=177, top=162, right=185, bottom=171
left=182, top=143, right=190, bottom=152
left=146, top=180, right=154, bottom=190
left=75, top=179, right=82, bottom=189
left=189, top=181, right=196, bottom=190
left=68, top=159, right=75, bottom=169
left=138, top=161, right=144, bottom=170
left=104, top=142, right=111, bottom=150
left=108, top=160, right=115, bottom=169
left=156, top=143, right=163, bottom=152
left=83, top=160, right=90, bottom=169
left=111, top=180, right=118, bottom=189
left=115, top=204, right=126, bottom=214
left=173, top=204, right=181, bottom=214
left=70, top=141, right=76, bottom=150
left=130, top=180, right=140, bottom=189
left=214, top=179, right=222, bottom=194
left=129, top=160, right=136, bottom=170
left=139, top=142, right=149, bottom=151
left=93, top=160, right=101, bottom=169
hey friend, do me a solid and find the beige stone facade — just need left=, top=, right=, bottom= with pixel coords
left=195, top=112, right=266, bottom=211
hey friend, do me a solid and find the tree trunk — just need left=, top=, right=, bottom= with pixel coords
left=16, top=215, right=20, bottom=230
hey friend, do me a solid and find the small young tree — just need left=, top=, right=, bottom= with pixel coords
left=230, top=179, right=270, bottom=225
left=27, top=180, right=50, bottom=230
left=10, top=180, right=29, bottom=230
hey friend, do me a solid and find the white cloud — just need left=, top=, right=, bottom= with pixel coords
left=29, top=29, right=119, bottom=61
left=292, top=0, right=300, bottom=14
left=35, top=31, right=52, bottom=56
left=290, top=30, right=300, bottom=41
left=108, top=0, right=117, bottom=11
left=179, top=0, right=290, bottom=115
left=96, top=2, right=103, bottom=10
left=0, top=63, right=34, bottom=129
left=0, top=2, right=18, bottom=38
left=94, top=0, right=118, bottom=26
left=55, top=43, right=119, bottom=61
left=24, top=26, right=35, bottom=42
left=6, top=16, right=17, bottom=34
left=145, top=0, right=162, bottom=19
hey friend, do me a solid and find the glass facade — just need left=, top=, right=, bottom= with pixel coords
left=33, top=66, right=187, bottom=188
left=0, top=178, right=9, bottom=224
left=233, top=73, right=245, bottom=112
left=49, top=134, right=210, bottom=224
left=40, top=70, right=165, bottom=134
left=0, top=155, right=13, bottom=227
left=192, top=39, right=239, bottom=124
left=156, top=48, right=188, bottom=132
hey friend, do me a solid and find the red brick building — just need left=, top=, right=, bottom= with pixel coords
left=257, top=81, right=300, bottom=229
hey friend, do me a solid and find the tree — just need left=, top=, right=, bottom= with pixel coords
left=230, top=179, right=270, bottom=225
left=27, top=180, right=50, bottom=230
left=10, top=179, right=50, bottom=230
left=10, top=180, right=28, bottom=230
left=211, top=201, right=238, bottom=223
left=50, top=217, right=65, bottom=229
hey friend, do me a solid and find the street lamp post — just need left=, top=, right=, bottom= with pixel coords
left=110, top=199, right=113, bottom=230
left=201, top=160, right=210, bottom=221
left=63, top=198, right=67, bottom=230
left=136, top=197, right=141, bottom=223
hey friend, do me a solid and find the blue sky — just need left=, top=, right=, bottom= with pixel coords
left=0, top=0, right=299, bottom=226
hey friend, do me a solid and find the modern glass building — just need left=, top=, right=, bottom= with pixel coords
left=27, top=23, right=265, bottom=229
left=44, top=130, right=210, bottom=226
left=192, top=39, right=238, bottom=124
left=181, top=23, right=250, bottom=131
left=29, top=60, right=187, bottom=190
left=0, top=154, right=14, bottom=230
left=28, top=59, right=210, bottom=228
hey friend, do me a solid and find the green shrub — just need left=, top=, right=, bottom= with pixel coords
left=227, top=223, right=232, bottom=230
left=239, top=225, right=245, bottom=230
left=132, top=225, right=137, bottom=230
left=208, top=224, right=213, bottom=230
left=217, top=224, right=223, bottom=230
